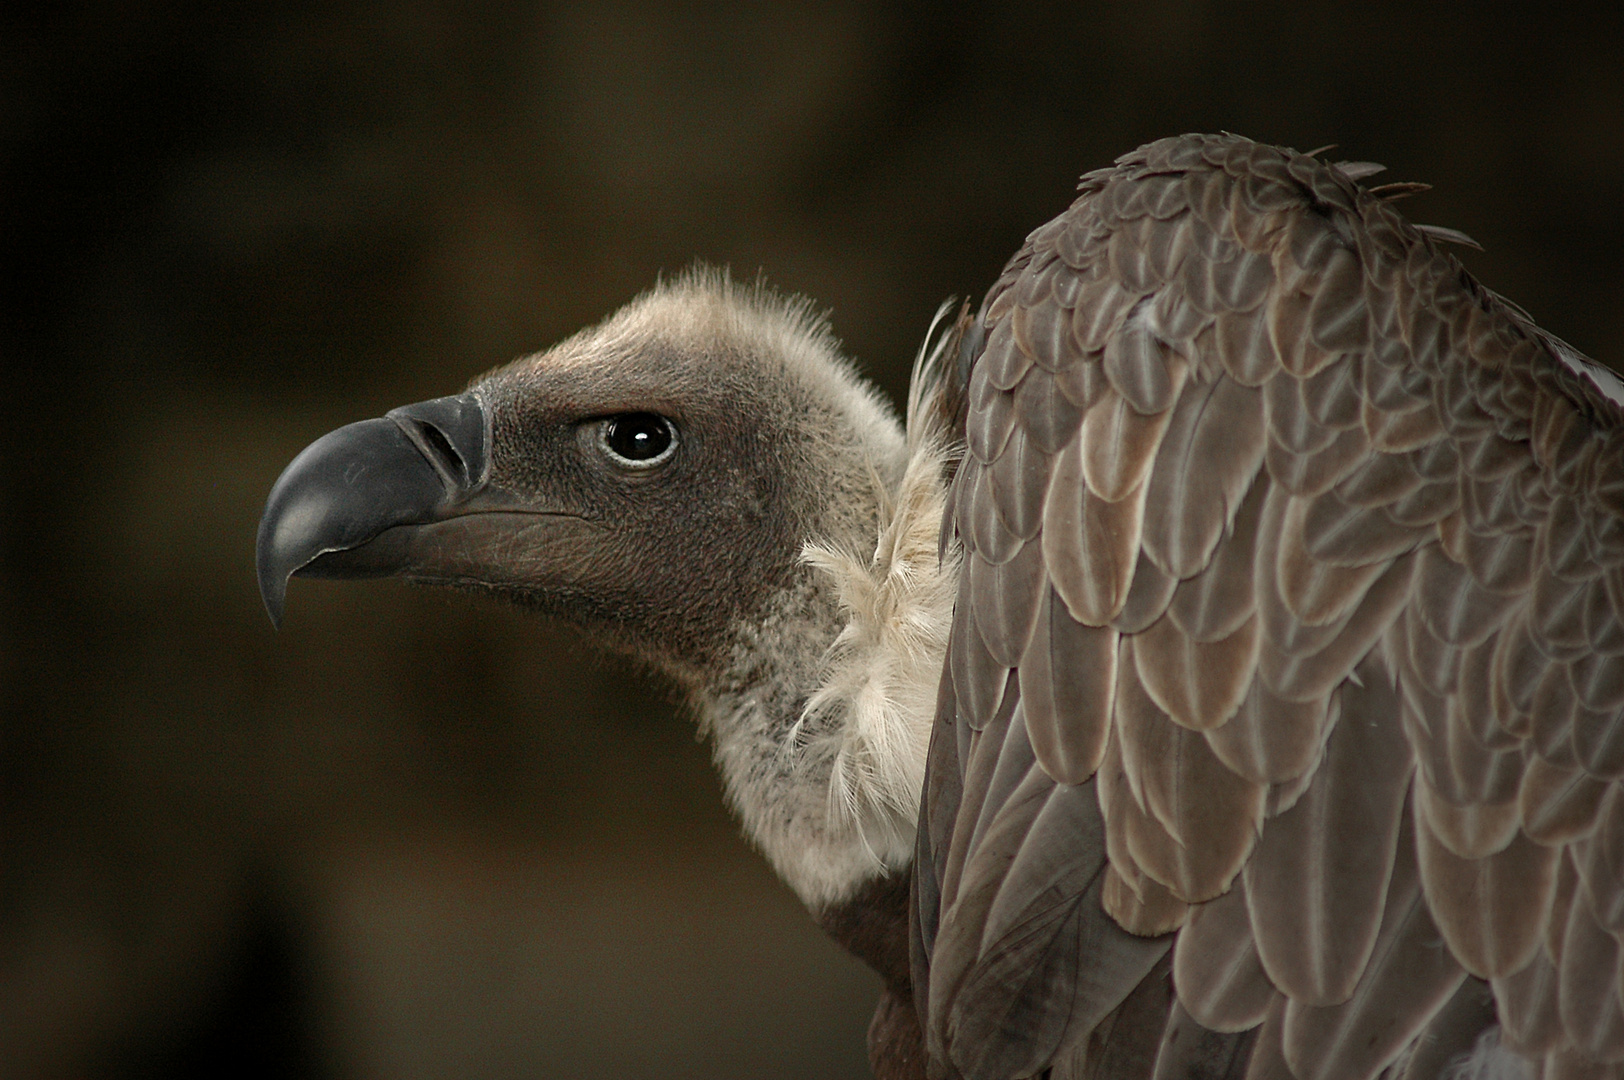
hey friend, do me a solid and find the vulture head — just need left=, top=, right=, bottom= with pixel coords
left=262, top=135, right=1624, bottom=1080
left=259, top=271, right=956, bottom=914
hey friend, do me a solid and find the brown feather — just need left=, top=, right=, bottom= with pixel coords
left=1520, top=758, right=1608, bottom=846
left=1493, top=948, right=1567, bottom=1056
left=1266, top=767, right=1319, bottom=819
left=1053, top=349, right=1111, bottom=412
left=1401, top=601, right=1465, bottom=698
left=980, top=316, right=1034, bottom=392
left=1045, top=435, right=1151, bottom=626
left=1531, top=566, right=1596, bottom=661
left=1258, top=549, right=1418, bottom=703
left=1073, top=276, right=1148, bottom=353
left=1415, top=773, right=1522, bottom=859
left=1276, top=496, right=1393, bottom=627
left=1211, top=249, right=1282, bottom=316
left=1303, top=248, right=1370, bottom=354
left=1244, top=660, right=1414, bottom=1006
left=951, top=779, right=1174, bottom=1078
left=1015, top=362, right=1089, bottom=456
left=1294, top=348, right=1363, bottom=431
left=1453, top=630, right=1523, bottom=750
left=1279, top=804, right=1468, bottom=1080
left=966, top=364, right=1017, bottom=464
left=1533, top=663, right=1586, bottom=770
left=1214, top=307, right=1282, bottom=386
left=1556, top=870, right=1624, bottom=1061
left=1546, top=848, right=1578, bottom=965
left=1012, top=290, right=1075, bottom=373
left=1156, top=282, right=1221, bottom=349
left=1416, top=797, right=1559, bottom=978
left=1114, top=642, right=1266, bottom=902
left=1114, top=549, right=1179, bottom=635
left=1363, top=395, right=1447, bottom=455
left=1167, top=476, right=1267, bottom=642
left=962, top=454, right=1025, bottom=564
left=1384, top=478, right=1460, bottom=529
left=922, top=134, right=1624, bottom=1080
left=1103, top=862, right=1193, bottom=938
left=949, top=574, right=1014, bottom=730
left=1332, top=449, right=1426, bottom=509
left=1570, top=698, right=1624, bottom=781
left=1571, top=649, right=1624, bottom=714
left=1267, top=424, right=1373, bottom=498
left=1150, top=1000, right=1259, bottom=1080
left=1244, top=999, right=1295, bottom=1080
left=1578, top=786, right=1624, bottom=931
left=1104, top=311, right=1182, bottom=414
left=1099, top=733, right=1180, bottom=928
left=1173, top=881, right=1277, bottom=1033
left=1301, top=486, right=1425, bottom=568
left=1143, top=377, right=1267, bottom=578
left=1398, top=979, right=1500, bottom=1080
left=1445, top=707, right=1529, bottom=806
left=1545, top=1048, right=1624, bottom=1080
left=1267, top=371, right=1341, bottom=455
left=1414, top=544, right=1521, bottom=646
left=1269, top=287, right=1333, bottom=380
left=1205, top=678, right=1337, bottom=786
left=1082, top=389, right=1179, bottom=503
left=968, top=542, right=1047, bottom=667
left=937, top=679, right=1025, bottom=917
left=1493, top=616, right=1546, bottom=745
left=1134, top=611, right=1261, bottom=731
left=1458, top=524, right=1538, bottom=595
left=1021, top=585, right=1117, bottom=784
left=986, top=427, right=1052, bottom=541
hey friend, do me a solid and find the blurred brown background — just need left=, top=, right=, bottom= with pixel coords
left=1, top=1, right=1620, bottom=1077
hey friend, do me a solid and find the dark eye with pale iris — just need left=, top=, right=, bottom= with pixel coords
left=599, top=413, right=676, bottom=467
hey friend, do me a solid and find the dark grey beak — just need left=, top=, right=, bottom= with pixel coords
left=256, top=391, right=488, bottom=627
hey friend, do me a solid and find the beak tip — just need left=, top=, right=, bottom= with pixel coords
left=256, top=525, right=290, bottom=629
left=262, top=584, right=286, bottom=630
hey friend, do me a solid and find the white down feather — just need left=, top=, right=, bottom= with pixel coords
left=797, top=306, right=963, bottom=868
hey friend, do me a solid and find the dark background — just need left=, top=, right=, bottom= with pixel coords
left=2, top=2, right=1620, bottom=1077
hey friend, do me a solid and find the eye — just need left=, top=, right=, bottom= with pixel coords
left=597, top=413, right=677, bottom=468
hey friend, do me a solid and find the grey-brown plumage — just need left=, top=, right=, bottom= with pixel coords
left=258, top=133, right=1624, bottom=1080
left=921, top=133, right=1624, bottom=1080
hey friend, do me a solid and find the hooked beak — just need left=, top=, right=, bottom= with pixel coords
left=255, top=391, right=490, bottom=627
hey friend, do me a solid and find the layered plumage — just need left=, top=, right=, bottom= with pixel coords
left=258, top=134, right=1624, bottom=1080
left=917, top=134, right=1624, bottom=1080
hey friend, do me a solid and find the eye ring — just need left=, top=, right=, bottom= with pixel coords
left=596, top=413, right=678, bottom=469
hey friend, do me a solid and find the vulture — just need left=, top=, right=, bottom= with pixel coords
left=257, top=134, right=1624, bottom=1080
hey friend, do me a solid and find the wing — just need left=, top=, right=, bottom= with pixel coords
left=912, top=133, right=1624, bottom=1080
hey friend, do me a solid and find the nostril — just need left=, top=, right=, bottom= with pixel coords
left=384, top=392, right=487, bottom=495
left=418, top=421, right=465, bottom=483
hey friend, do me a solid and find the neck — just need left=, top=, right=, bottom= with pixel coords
left=693, top=440, right=959, bottom=911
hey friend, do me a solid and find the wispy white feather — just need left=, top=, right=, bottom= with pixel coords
left=798, top=303, right=963, bottom=860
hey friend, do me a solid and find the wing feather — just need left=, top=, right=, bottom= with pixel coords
left=1555, top=864, right=1624, bottom=1061
left=1244, top=657, right=1414, bottom=1006
left=915, top=133, right=1624, bottom=1080
left=1520, top=757, right=1608, bottom=845
left=1416, top=798, right=1560, bottom=977
left=1279, top=804, right=1469, bottom=1080
left=1020, top=584, right=1116, bottom=784
left=1493, top=947, right=1567, bottom=1055
left=1114, top=637, right=1267, bottom=900
left=1166, top=473, right=1267, bottom=642
left=1142, top=376, right=1266, bottom=578
left=1173, top=882, right=1277, bottom=1033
